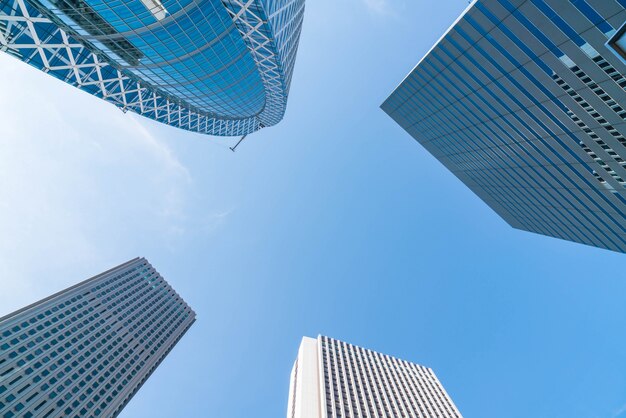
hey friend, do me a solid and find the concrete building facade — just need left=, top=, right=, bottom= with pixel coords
left=287, top=335, right=462, bottom=418
left=0, top=257, right=195, bottom=418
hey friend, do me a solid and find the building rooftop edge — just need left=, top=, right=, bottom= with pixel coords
left=381, top=0, right=478, bottom=111
left=0, top=257, right=143, bottom=323
left=314, top=334, right=435, bottom=370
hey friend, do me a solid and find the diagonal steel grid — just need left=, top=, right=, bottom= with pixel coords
left=0, top=0, right=303, bottom=137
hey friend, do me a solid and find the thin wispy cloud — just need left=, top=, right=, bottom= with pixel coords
left=362, top=0, right=390, bottom=14
left=361, top=0, right=398, bottom=16
left=612, top=403, right=626, bottom=418
left=0, top=53, right=192, bottom=311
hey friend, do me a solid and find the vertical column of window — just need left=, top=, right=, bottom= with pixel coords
left=338, top=342, right=360, bottom=417
left=341, top=343, right=357, bottom=417
left=414, top=59, right=570, bottom=241
left=421, top=367, right=460, bottom=418
left=359, top=346, right=387, bottom=418
left=422, top=34, right=582, bottom=239
left=118, top=284, right=165, bottom=351
left=458, top=15, right=626, bottom=244
left=0, top=296, right=85, bottom=375
left=551, top=73, right=626, bottom=188
left=0, top=292, right=114, bottom=416
left=59, top=329, right=137, bottom=417
left=566, top=63, right=626, bottom=151
left=498, top=0, right=626, bottom=181
left=61, top=270, right=154, bottom=418
left=116, top=281, right=167, bottom=345
left=134, top=291, right=177, bottom=356
left=591, top=55, right=626, bottom=91
left=389, top=355, right=417, bottom=417
left=380, top=355, right=416, bottom=417
left=105, top=314, right=193, bottom=418
left=431, top=369, right=460, bottom=418
left=329, top=339, right=344, bottom=418
left=402, top=362, right=432, bottom=418
left=568, top=61, right=626, bottom=120
left=107, top=315, right=188, bottom=418
left=411, top=365, right=435, bottom=417
left=412, top=54, right=536, bottom=205
left=31, top=300, right=120, bottom=416
left=396, top=360, right=429, bottom=417
left=29, top=304, right=111, bottom=416
left=529, top=0, right=626, bottom=113
left=105, top=276, right=152, bottom=319
left=55, top=321, right=123, bottom=414
left=413, top=367, right=438, bottom=417
left=346, top=344, right=373, bottom=418
left=320, top=338, right=332, bottom=417
left=323, top=338, right=339, bottom=418
left=369, top=350, right=401, bottom=417
left=423, top=366, right=459, bottom=418
left=414, top=365, right=444, bottom=417
left=425, top=41, right=603, bottom=245
left=475, top=1, right=615, bottom=188
left=85, top=336, right=136, bottom=417
left=78, top=327, right=139, bottom=416
left=43, top=326, right=116, bottom=416
left=141, top=298, right=185, bottom=360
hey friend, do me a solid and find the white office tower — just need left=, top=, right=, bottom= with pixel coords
left=287, top=335, right=462, bottom=418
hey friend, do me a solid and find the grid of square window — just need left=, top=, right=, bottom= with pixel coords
left=382, top=0, right=626, bottom=253
left=319, top=336, right=462, bottom=418
left=0, top=258, right=195, bottom=418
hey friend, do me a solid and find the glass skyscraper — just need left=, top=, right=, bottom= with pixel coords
left=0, top=0, right=305, bottom=136
left=287, top=335, right=462, bottom=418
left=382, top=0, right=626, bottom=253
left=0, top=257, right=195, bottom=418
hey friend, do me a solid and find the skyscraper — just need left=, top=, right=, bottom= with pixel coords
left=287, top=335, right=462, bottom=418
left=0, top=257, right=195, bottom=418
left=382, top=0, right=626, bottom=253
left=0, top=0, right=305, bottom=137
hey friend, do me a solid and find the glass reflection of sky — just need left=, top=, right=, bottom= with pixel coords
left=62, top=0, right=266, bottom=119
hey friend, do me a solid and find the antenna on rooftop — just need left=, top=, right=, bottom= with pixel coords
left=230, top=135, right=247, bottom=152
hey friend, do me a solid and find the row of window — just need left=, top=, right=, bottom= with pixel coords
left=0, top=260, right=194, bottom=418
left=320, top=337, right=460, bottom=418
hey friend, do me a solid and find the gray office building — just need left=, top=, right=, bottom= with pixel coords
left=382, top=0, right=626, bottom=252
left=0, top=258, right=195, bottom=418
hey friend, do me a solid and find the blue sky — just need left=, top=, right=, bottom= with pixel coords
left=1, top=0, right=626, bottom=417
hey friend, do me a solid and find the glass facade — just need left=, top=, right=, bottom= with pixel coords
left=0, top=0, right=305, bottom=136
left=382, top=0, right=626, bottom=253
left=0, top=258, right=195, bottom=418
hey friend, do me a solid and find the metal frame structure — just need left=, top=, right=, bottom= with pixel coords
left=0, top=0, right=304, bottom=137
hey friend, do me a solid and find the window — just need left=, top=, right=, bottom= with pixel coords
left=608, top=22, right=626, bottom=64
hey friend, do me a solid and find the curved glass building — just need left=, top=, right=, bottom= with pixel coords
left=0, top=0, right=305, bottom=136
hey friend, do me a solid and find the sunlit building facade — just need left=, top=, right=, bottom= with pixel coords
left=287, top=335, right=462, bottom=418
left=0, top=257, right=195, bottom=418
left=382, top=0, right=626, bottom=252
left=0, top=0, right=305, bottom=136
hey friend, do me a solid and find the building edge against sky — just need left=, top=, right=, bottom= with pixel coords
left=0, top=257, right=195, bottom=418
left=382, top=0, right=626, bottom=253
left=0, top=0, right=305, bottom=137
left=287, top=335, right=463, bottom=418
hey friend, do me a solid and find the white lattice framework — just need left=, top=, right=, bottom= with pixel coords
left=0, top=0, right=303, bottom=137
